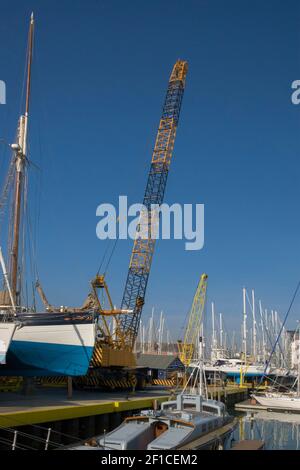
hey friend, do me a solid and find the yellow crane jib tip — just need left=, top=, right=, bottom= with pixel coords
left=170, top=60, right=188, bottom=84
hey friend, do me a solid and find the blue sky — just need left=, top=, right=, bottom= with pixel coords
left=1, top=0, right=300, bottom=340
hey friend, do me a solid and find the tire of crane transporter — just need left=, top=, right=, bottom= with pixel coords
left=121, top=378, right=127, bottom=388
left=129, top=375, right=137, bottom=386
left=107, top=379, right=116, bottom=390
left=73, top=376, right=97, bottom=390
left=0, top=377, right=22, bottom=392
left=136, top=376, right=146, bottom=390
left=41, top=377, right=67, bottom=387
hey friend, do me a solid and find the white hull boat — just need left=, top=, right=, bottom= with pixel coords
left=67, top=394, right=235, bottom=450
left=253, top=393, right=300, bottom=412
left=0, top=322, right=16, bottom=364
left=0, top=312, right=96, bottom=376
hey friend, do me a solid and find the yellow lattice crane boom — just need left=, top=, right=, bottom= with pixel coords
left=119, top=60, right=188, bottom=350
left=178, top=274, right=208, bottom=367
left=78, top=61, right=188, bottom=378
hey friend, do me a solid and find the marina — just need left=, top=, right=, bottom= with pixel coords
left=231, top=411, right=300, bottom=450
left=0, top=385, right=247, bottom=428
left=0, top=386, right=245, bottom=449
left=0, top=385, right=299, bottom=450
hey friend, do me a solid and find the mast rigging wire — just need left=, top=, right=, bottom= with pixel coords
left=257, top=279, right=300, bottom=387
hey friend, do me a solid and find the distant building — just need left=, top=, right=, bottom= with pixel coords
left=136, top=353, right=185, bottom=381
left=291, top=333, right=300, bottom=369
left=286, top=330, right=300, bottom=369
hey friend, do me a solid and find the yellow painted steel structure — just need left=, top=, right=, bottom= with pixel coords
left=87, top=61, right=188, bottom=370
left=127, top=62, right=188, bottom=278
left=120, top=60, right=188, bottom=350
left=0, top=395, right=168, bottom=428
left=90, top=343, right=136, bottom=368
left=152, top=378, right=175, bottom=387
left=178, top=274, right=208, bottom=367
left=74, top=374, right=137, bottom=391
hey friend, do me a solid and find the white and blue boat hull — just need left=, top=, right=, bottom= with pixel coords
left=0, top=313, right=96, bottom=376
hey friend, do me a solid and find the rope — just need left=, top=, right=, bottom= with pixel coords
left=96, top=238, right=113, bottom=275
left=97, top=213, right=122, bottom=276
left=103, top=236, right=119, bottom=276
left=257, top=279, right=300, bottom=387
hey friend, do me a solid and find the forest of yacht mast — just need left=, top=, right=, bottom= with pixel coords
left=135, top=286, right=300, bottom=382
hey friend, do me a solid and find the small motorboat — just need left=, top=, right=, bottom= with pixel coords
left=66, top=393, right=235, bottom=450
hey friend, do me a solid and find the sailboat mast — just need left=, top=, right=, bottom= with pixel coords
left=297, top=323, right=300, bottom=397
left=211, top=302, right=217, bottom=361
left=242, top=287, right=247, bottom=361
left=252, top=289, right=257, bottom=361
left=11, top=13, right=34, bottom=303
left=25, top=13, right=34, bottom=119
left=219, top=312, right=223, bottom=350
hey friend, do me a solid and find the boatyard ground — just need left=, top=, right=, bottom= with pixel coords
left=0, top=385, right=248, bottom=449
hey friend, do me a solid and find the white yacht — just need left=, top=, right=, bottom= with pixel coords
left=198, top=358, right=270, bottom=379
left=252, top=392, right=300, bottom=412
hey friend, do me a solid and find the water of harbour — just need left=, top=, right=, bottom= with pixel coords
left=228, top=410, right=300, bottom=450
